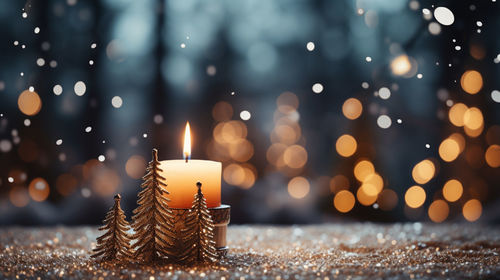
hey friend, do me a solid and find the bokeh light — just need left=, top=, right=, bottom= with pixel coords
left=462, top=199, right=482, bottom=222
left=405, top=185, right=426, bottom=208
left=287, top=176, right=310, bottom=199
left=334, top=190, right=355, bottom=213
left=448, top=103, right=468, bottom=127
left=412, top=160, right=435, bottom=184
left=18, top=90, right=42, bottom=116
left=428, top=200, right=449, bottom=223
left=342, top=98, right=363, bottom=120
left=460, top=70, right=483, bottom=94
left=283, top=145, right=308, bottom=169
left=335, top=134, right=357, bottom=157
left=354, top=160, right=375, bottom=182
left=439, top=138, right=460, bottom=162
left=485, top=144, right=500, bottom=168
left=442, top=179, right=463, bottom=202
left=28, top=177, right=50, bottom=202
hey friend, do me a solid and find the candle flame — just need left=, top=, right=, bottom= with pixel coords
left=183, top=122, right=191, bottom=161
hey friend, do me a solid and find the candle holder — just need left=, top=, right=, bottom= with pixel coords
left=171, top=204, right=231, bottom=256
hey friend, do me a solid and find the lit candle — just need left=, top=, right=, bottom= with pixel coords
left=160, top=122, right=222, bottom=208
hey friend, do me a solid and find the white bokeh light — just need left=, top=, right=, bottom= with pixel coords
left=492, top=90, right=500, bottom=103
left=74, top=81, right=86, bottom=96
left=240, top=110, right=251, bottom=121
left=53, top=85, right=63, bottom=95
left=434, top=7, right=455, bottom=26
left=377, top=115, right=392, bottom=129
left=111, top=96, right=123, bottom=108
left=312, top=83, right=324, bottom=94
left=378, top=87, right=391, bottom=99
left=306, top=42, right=315, bottom=51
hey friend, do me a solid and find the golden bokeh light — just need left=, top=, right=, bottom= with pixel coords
left=470, top=44, right=486, bottom=60
left=428, top=200, right=449, bottom=223
left=485, top=144, right=500, bottom=168
left=462, top=199, right=482, bottom=222
left=463, top=107, right=483, bottom=130
left=460, top=70, right=483, bottom=94
left=329, top=175, right=350, bottom=193
left=56, top=173, right=78, bottom=196
left=464, top=122, right=484, bottom=138
left=377, top=189, right=398, bottom=211
left=28, top=177, right=50, bottom=202
left=448, top=103, right=468, bottom=127
left=361, top=173, right=383, bottom=196
left=334, top=190, right=355, bottom=213
left=287, top=176, right=310, bottom=199
left=411, top=160, right=435, bottom=184
left=125, top=155, right=147, bottom=179
left=405, top=185, right=426, bottom=208
left=442, top=179, right=463, bottom=202
left=449, top=133, right=466, bottom=153
left=9, top=186, right=29, bottom=207
left=439, top=138, right=460, bottom=162
left=342, top=98, right=363, bottom=120
left=271, top=123, right=301, bottom=145
left=283, top=145, right=308, bottom=169
left=212, top=101, right=233, bottom=122
left=335, top=134, right=357, bottom=157
left=354, top=160, right=375, bottom=182
left=356, top=185, right=378, bottom=206
left=18, top=90, right=42, bottom=116
left=390, top=54, right=412, bottom=76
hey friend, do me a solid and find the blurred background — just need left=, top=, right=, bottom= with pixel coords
left=0, top=0, right=499, bottom=225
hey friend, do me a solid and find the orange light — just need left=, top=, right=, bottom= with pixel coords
left=354, top=160, right=375, bottom=182
left=28, top=177, right=50, bottom=202
left=335, top=134, right=357, bottom=157
left=460, top=70, right=483, bottom=94
left=342, top=98, right=363, bottom=120
left=18, top=90, right=42, bottom=116
left=428, top=200, right=449, bottom=223
left=412, top=160, right=435, bottom=184
left=287, top=177, right=310, bottom=199
left=183, top=122, right=191, bottom=160
left=463, top=107, right=483, bottom=130
left=485, top=144, right=500, bottom=167
left=405, top=185, right=426, bottom=208
left=448, top=103, right=468, bottom=127
left=334, top=190, right=355, bottom=213
left=442, top=179, right=463, bottom=202
left=439, top=138, right=460, bottom=162
left=463, top=199, right=482, bottom=222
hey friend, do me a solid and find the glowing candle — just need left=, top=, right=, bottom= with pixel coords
left=160, top=122, right=222, bottom=208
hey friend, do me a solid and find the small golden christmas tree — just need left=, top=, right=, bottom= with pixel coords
left=131, top=148, right=176, bottom=263
left=91, top=194, right=133, bottom=262
left=178, top=182, right=218, bottom=264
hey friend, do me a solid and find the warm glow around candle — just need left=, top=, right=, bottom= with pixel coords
left=183, top=122, right=191, bottom=160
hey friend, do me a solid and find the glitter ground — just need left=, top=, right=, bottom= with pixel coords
left=1, top=224, right=499, bottom=279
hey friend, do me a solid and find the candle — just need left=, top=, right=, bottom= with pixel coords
left=160, top=122, right=222, bottom=208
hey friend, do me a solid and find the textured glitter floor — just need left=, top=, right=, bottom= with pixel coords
left=1, top=224, right=499, bottom=279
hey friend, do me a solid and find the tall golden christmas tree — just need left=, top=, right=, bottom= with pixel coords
left=178, top=182, right=218, bottom=264
left=131, top=148, right=176, bottom=263
left=91, top=194, right=133, bottom=262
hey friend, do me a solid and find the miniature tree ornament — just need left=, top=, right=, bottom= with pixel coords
left=178, top=182, right=218, bottom=264
left=131, top=148, right=176, bottom=263
left=91, top=194, right=134, bottom=262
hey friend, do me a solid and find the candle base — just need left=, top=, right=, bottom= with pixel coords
left=170, top=204, right=231, bottom=258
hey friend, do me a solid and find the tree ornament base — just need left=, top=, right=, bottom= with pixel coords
left=171, top=204, right=231, bottom=258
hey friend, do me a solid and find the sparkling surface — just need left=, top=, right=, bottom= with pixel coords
left=0, top=224, right=499, bottom=279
